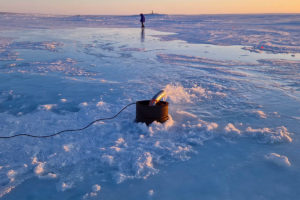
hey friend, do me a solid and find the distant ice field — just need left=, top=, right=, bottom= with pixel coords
left=0, top=14, right=299, bottom=200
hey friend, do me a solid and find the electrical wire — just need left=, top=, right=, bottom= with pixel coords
left=0, top=102, right=136, bottom=139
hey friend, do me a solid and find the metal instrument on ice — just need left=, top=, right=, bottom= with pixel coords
left=136, top=90, right=169, bottom=125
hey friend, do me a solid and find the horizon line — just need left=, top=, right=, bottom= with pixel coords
left=1, top=11, right=300, bottom=16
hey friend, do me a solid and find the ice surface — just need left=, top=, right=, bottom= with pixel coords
left=0, top=13, right=299, bottom=199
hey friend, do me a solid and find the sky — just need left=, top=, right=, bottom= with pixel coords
left=0, top=0, right=299, bottom=15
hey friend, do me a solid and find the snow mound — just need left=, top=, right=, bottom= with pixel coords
left=253, top=110, right=267, bottom=119
left=246, top=126, right=293, bottom=143
left=265, top=153, right=291, bottom=167
left=222, top=124, right=293, bottom=143
left=224, top=123, right=241, bottom=135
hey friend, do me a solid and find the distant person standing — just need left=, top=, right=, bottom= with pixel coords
left=140, top=13, right=145, bottom=28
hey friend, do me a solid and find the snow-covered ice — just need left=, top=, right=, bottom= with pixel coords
left=0, top=13, right=299, bottom=199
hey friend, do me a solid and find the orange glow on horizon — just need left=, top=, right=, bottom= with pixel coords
left=0, top=0, right=299, bottom=15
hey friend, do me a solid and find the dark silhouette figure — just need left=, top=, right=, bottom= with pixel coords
left=140, top=13, right=145, bottom=28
